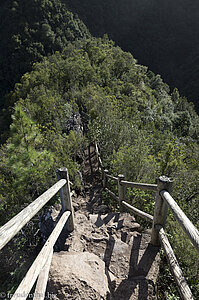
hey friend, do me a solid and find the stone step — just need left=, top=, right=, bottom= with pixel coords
left=47, top=210, right=160, bottom=299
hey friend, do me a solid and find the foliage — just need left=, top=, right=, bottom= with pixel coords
left=64, top=0, right=199, bottom=113
left=0, top=0, right=90, bottom=142
left=0, top=36, right=198, bottom=297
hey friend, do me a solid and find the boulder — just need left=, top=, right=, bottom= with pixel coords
left=47, top=251, right=111, bottom=299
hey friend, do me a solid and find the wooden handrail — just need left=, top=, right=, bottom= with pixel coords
left=0, top=179, right=66, bottom=251
left=121, top=180, right=157, bottom=191
left=11, top=211, right=71, bottom=300
left=122, top=201, right=153, bottom=222
left=160, top=190, right=199, bottom=253
left=105, top=188, right=119, bottom=202
left=156, top=225, right=194, bottom=300
left=106, top=174, right=118, bottom=181
left=0, top=167, right=75, bottom=300
left=94, top=143, right=196, bottom=299
left=33, top=249, right=53, bottom=300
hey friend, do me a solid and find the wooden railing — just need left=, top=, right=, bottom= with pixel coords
left=95, top=143, right=199, bottom=300
left=0, top=167, right=74, bottom=300
left=1, top=144, right=199, bottom=300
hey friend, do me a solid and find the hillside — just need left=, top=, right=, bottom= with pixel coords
left=0, top=37, right=198, bottom=297
left=0, top=1, right=198, bottom=298
left=64, top=0, right=199, bottom=113
left=0, top=0, right=90, bottom=141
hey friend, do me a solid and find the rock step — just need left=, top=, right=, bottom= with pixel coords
left=47, top=208, right=160, bottom=300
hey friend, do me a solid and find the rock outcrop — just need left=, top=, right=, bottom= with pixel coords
left=48, top=251, right=110, bottom=299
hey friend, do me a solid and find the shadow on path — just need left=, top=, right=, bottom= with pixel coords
left=112, top=235, right=159, bottom=299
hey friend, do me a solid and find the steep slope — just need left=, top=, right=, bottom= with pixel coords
left=1, top=37, right=198, bottom=221
left=0, top=37, right=198, bottom=298
left=64, top=0, right=199, bottom=112
left=0, top=0, right=90, bottom=100
left=0, top=0, right=90, bottom=139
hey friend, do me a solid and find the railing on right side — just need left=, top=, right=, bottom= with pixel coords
left=94, top=143, right=199, bottom=300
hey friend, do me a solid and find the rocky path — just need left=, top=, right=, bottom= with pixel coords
left=46, top=147, right=160, bottom=299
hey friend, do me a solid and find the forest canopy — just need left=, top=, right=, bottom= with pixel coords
left=64, top=0, right=199, bottom=113
left=0, top=0, right=90, bottom=141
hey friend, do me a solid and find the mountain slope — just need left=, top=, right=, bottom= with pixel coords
left=64, top=0, right=199, bottom=112
left=0, top=0, right=90, bottom=100
left=0, top=0, right=90, bottom=140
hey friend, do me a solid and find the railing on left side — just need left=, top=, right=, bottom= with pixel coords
left=0, top=167, right=74, bottom=300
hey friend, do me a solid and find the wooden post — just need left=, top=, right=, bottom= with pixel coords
left=88, top=144, right=93, bottom=175
left=56, top=167, right=74, bottom=232
left=95, top=143, right=100, bottom=171
left=103, top=169, right=109, bottom=188
left=118, top=174, right=125, bottom=210
left=151, top=175, right=172, bottom=246
left=101, top=168, right=104, bottom=183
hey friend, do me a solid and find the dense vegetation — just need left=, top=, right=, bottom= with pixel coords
left=0, top=0, right=90, bottom=141
left=0, top=1, right=198, bottom=298
left=0, top=36, right=198, bottom=297
left=64, top=0, right=199, bottom=113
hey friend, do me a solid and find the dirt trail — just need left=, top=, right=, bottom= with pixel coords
left=47, top=146, right=160, bottom=299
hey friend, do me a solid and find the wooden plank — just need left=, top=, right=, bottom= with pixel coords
left=106, top=174, right=118, bottom=181
left=33, top=248, right=53, bottom=300
left=95, top=143, right=104, bottom=169
left=98, top=156, right=104, bottom=168
left=103, top=170, right=109, bottom=188
left=105, top=188, right=119, bottom=202
left=161, top=190, right=199, bottom=253
left=120, top=180, right=157, bottom=191
left=11, top=211, right=71, bottom=300
left=0, top=179, right=66, bottom=251
left=95, top=143, right=100, bottom=157
left=156, top=225, right=194, bottom=300
left=122, top=201, right=153, bottom=222
left=118, top=174, right=125, bottom=210
left=88, top=145, right=93, bottom=175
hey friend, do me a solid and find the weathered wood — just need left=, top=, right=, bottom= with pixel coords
left=122, top=201, right=153, bottom=222
left=161, top=190, right=199, bottom=253
left=106, top=174, right=118, bottom=181
left=11, top=211, right=71, bottom=300
left=98, top=157, right=104, bottom=168
left=95, top=142, right=100, bottom=157
left=103, top=169, right=109, bottom=188
left=88, top=145, right=93, bottom=175
left=156, top=225, right=194, bottom=300
left=105, top=188, right=119, bottom=202
left=118, top=174, right=125, bottom=210
left=56, top=168, right=74, bottom=232
left=95, top=143, right=104, bottom=169
left=33, top=248, right=53, bottom=300
left=0, top=179, right=66, bottom=251
left=151, top=176, right=172, bottom=246
left=121, top=180, right=157, bottom=191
